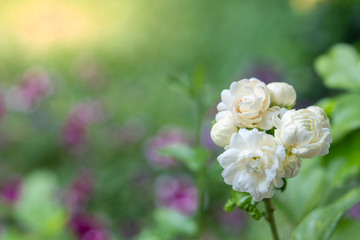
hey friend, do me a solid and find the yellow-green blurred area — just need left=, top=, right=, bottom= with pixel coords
left=0, top=0, right=360, bottom=239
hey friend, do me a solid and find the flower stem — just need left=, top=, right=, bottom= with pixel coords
left=264, top=198, right=280, bottom=240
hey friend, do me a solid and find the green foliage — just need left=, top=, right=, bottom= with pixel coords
left=159, top=144, right=210, bottom=172
left=136, top=208, right=196, bottom=240
left=14, top=171, right=68, bottom=239
left=225, top=190, right=262, bottom=220
left=291, top=187, right=360, bottom=240
left=315, top=44, right=360, bottom=92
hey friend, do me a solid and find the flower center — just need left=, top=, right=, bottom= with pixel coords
left=244, top=155, right=264, bottom=175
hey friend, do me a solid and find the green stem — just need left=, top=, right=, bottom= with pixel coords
left=195, top=95, right=206, bottom=237
left=264, top=198, right=280, bottom=240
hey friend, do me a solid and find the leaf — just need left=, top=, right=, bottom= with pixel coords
left=14, top=171, right=68, bottom=237
left=154, top=208, right=197, bottom=236
left=291, top=187, right=360, bottom=240
left=159, top=145, right=209, bottom=172
left=228, top=190, right=262, bottom=220
left=315, top=43, right=360, bottom=92
left=328, top=93, right=360, bottom=141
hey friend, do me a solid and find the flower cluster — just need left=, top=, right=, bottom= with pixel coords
left=211, top=78, right=332, bottom=201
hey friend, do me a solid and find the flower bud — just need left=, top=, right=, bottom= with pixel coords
left=267, top=82, right=296, bottom=107
left=282, top=154, right=302, bottom=178
left=211, top=118, right=238, bottom=147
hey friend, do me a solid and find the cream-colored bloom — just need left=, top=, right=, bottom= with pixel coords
left=216, top=78, right=279, bottom=130
left=211, top=118, right=238, bottom=147
left=282, top=154, right=302, bottom=178
left=217, top=128, right=285, bottom=202
left=267, top=82, right=296, bottom=107
left=307, top=106, right=330, bottom=129
left=274, top=109, right=332, bottom=159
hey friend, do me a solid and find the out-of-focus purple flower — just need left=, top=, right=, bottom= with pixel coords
left=348, top=202, right=360, bottom=220
left=146, top=128, right=189, bottom=168
left=0, top=177, right=22, bottom=205
left=81, top=230, right=108, bottom=240
left=155, top=175, right=198, bottom=216
left=201, top=122, right=217, bottom=150
left=68, top=212, right=108, bottom=240
left=0, top=93, right=6, bottom=121
left=215, top=205, right=247, bottom=232
left=245, top=62, right=283, bottom=84
left=5, top=67, right=52, bottom=111
left=66, top=172, right=95, bottom=210
left=63, top=101, right=102, bottom=148
left=112, top=118, right=146, bottom=147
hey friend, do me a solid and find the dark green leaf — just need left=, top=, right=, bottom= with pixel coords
left=291, top=187, right=360, bottom=240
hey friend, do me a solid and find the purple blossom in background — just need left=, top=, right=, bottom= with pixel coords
left=201, top=122, right=218, bottom=150
left=245, top=62, right=283, bottom=84
left=63, top=101, right=102, bottom=148
left=68, top=212, right=108, bottom=240
left=155, top=175, right=198, bottom=216
left=348, top=202, right=360, bottom=220
left=5, top=67, right=52, bottom=111
left=146, top=128, right=189, bottom=168
left=66, top=171, right=95, bottom=211
left=216, top=206, right=247, bottom=233
left=0, top=177, right=22, bottom=205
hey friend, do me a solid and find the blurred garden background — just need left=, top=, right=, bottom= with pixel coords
left=1, top=0, right=360, bottom=239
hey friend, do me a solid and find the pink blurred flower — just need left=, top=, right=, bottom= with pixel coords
left=81, top=230, right=108, bottom=240
left=66, top=171, right=95, bottom=210
left=146, top=128, right=189, bottom=168
left=155, top=175, right=198, bottom=216
left=68, top=212, right=108, bottom=240
left=63, top=101, right=102, bottom=148
left=245, top=62, right=283, bottom=84
left=216, top=207, right=247, bottom=233
left=5, top=67, right=52, bottom=111
left=349, top=202, right=360, bottom=220
left=201, top=122, right=217, bottom=150
left=0, top=177, right=22, bottom=205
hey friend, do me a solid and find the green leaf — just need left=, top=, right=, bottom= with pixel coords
left=224, top=198, right=235, bottom=212
left=154, top=208, right=197, bottom=236
left=315, top=43, right=360, bottom=92
left=328, top=93, right=360, bottom=141
left=159, top=145, right=209, bottom=172
left=291, top=187, right=360, bottom=240
left=14, top=171, right=68, bottom=237
left=231, top=190, right=262, bottom=220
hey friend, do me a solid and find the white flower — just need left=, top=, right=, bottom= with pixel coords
left=267, top=82, right=296, bottom=107
left=274, top=108, right=332, bottom=159
left=282, top=154, right=302, bottom=178
left=217, top=128, right=285, bottom=202
left=307, top=106, right=330, bottom=129
left=216, top=78, right=280, bottom=130
left=210, top=118, right=238, bottom=147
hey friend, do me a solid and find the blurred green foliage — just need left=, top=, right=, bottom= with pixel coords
left=0, top=0, right=360, bottom=240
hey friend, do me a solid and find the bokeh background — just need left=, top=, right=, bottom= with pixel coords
left=1, top=0, right=360, bottom=239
